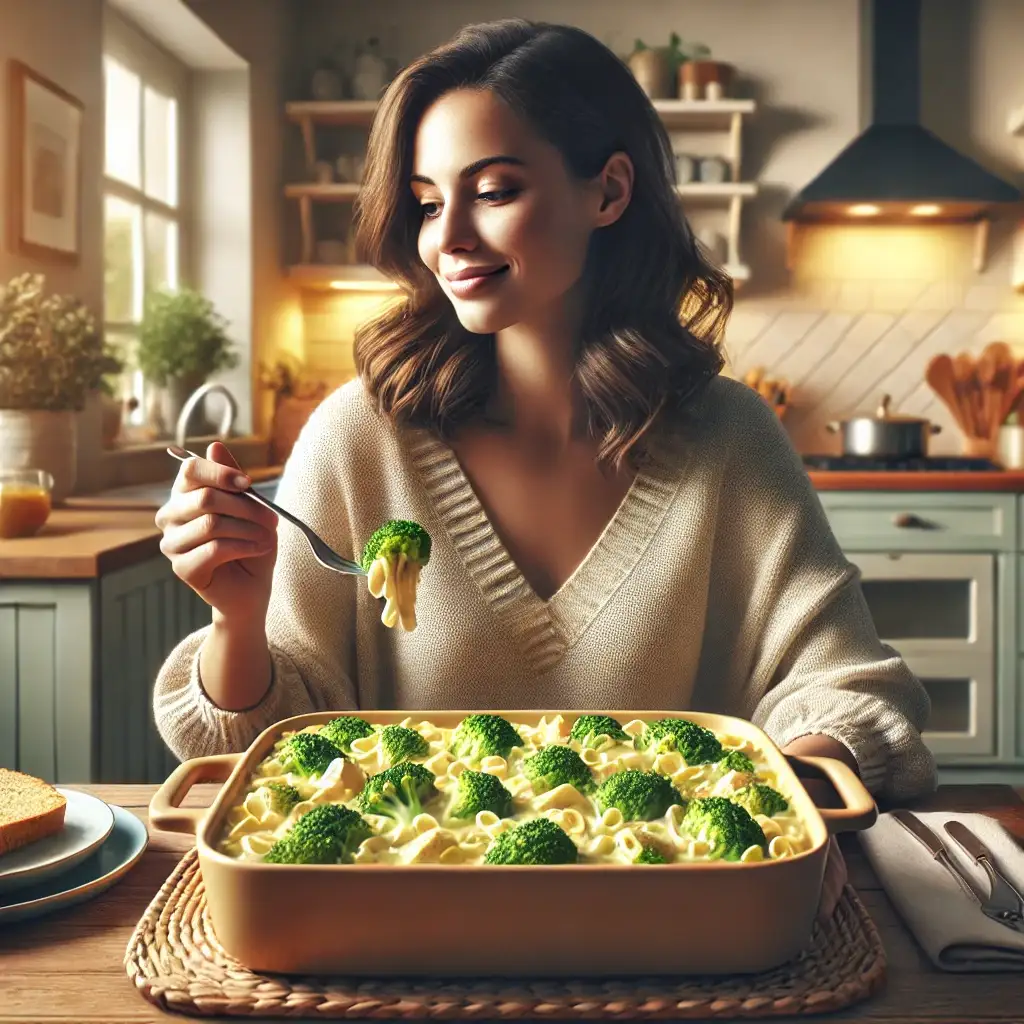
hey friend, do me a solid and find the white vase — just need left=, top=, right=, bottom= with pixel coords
left=351, top=42, right=389, bottom=100
left=0, top=409, right=78, bottom=504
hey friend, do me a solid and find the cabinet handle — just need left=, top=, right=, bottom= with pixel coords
left=893, top=512, right=927, bottom=529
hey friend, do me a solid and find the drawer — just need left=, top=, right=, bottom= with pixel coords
left=850, top=552, right=994, bottom=656
left=816, top=492, right=1016, bottom=552
left=904, top=653, right=997, bottom=758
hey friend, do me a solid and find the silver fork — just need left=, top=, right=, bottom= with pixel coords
left=167, top=446, right=366, bottom=576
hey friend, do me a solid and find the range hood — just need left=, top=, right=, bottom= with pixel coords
left=782, top=0, right=1021, bottom=223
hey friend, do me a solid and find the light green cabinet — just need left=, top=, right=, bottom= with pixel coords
left=818, top=490, right=1023, bottom=785
left=0, top=558, right=210, bottom=785
left=0, top=585, right=93, bottom=783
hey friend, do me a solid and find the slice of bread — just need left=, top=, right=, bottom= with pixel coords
left=0, top=768, right=67, bottom=856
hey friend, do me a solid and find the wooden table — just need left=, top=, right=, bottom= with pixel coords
left=2, top=784, right=1023, bottom=1023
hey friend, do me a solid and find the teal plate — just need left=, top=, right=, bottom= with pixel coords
left=0, top=805, right=149, bottom=925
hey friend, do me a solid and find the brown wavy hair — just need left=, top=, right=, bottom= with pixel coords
left=353, top=19, right=732, bottom=470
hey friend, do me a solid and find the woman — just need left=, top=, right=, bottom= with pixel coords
left=153, top=20, right=935, bottom=917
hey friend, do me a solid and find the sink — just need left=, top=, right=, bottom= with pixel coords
left=91, top=476, right=280, bottom=507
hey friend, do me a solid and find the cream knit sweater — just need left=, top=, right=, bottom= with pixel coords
left=153, top=375, right=937, bottom=801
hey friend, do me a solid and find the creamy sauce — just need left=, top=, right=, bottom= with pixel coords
left=366, top=552, right=422, bottom=630
left=216, top=716, right=812, bottom=865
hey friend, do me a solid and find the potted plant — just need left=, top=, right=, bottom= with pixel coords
left=0, top=272, right=121, bottom=503
left=137, top=287, right=238, bottom=436
left=627, top=33, right=710, bottom=99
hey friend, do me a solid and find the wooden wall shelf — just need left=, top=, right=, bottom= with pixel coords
left=284, top=97, right=760, bottom=287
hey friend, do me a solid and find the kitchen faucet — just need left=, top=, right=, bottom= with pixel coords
left=174, top=382, right=238, bottom=449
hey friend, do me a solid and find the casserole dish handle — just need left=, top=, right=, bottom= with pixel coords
left=789, top=754, right=877, bottom=833
left=149, top=753, right=241, bottom=835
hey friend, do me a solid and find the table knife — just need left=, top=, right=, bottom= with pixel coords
left=890, top=810, right=987, bottom=906
left=943, top=820, right=1024, bottom=932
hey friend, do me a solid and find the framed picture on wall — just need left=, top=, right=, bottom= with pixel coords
left=6, top=60, right=83, bottom=264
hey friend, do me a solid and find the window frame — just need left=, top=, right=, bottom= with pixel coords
left=102, top=6, right=191, bottom=423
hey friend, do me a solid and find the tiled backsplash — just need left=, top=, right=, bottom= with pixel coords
left=725, top=224, right=1024, bottom=455
left=299, top=225, right=1024, bottom=456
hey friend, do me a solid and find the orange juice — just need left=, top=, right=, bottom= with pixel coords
left=0, top=485, right=52, bottom=538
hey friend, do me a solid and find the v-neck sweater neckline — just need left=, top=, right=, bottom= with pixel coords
left=404, top=425, right=688, bottom=674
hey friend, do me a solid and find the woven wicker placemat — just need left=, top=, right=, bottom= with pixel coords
left=124, top=849, right=886, bottom=1020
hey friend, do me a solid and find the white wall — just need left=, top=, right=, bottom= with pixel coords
left=192, top=68, right=253, bottom=432
left=0, top=0, right=104, bottom=338
left=186, top=0, right=306, bottom=436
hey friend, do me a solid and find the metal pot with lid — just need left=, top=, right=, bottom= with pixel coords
left=826, top=394, right=941, bottom=458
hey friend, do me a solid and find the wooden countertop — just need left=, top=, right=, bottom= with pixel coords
left=808, top=470, right=1024, bottom=491
left=0, top=467, right=283, bottom=580
left=0, top=509, right=162, bottom=579
left=2, top=783, right=1022, bottom=1023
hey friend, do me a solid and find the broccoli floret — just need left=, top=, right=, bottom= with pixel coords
left=682, top=796, right=767, bottom=861
left=264, top=803, right=373, bottom=865
left=357, top=761, right=438, bottom=827
left=717, top=750, right=756, bottom=774
left=634, top=845, right=669, bottom=865
left=449, top=714, right=525, bottom=763
left=448, top=769, right=514, bottom=820
left=732, top=783, right=789, bottom=818
left=264, top=781, right=302, bottom=816
left=483, top=817, right=578, bottom=865
left=568, top=714, right=629, bottom=747
left=278, top=731, right=345, bottom=777
left=378, top=724, right=429, bottom=765
left=360, top=520, right=432, bottom=572
left=635, top=718, right=723, bottom=764
left=320, top=716, right=375, bottom=755
left=593, top=769, right=685, bottom=821
left=523, top=745, right=594, bottom=795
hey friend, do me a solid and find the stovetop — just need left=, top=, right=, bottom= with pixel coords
left=802, top=455, right=1001, bottom=472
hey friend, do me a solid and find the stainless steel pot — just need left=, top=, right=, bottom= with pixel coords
left=826, top=394, right=941, bottom=458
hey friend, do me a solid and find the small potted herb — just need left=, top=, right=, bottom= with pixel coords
left=137, top=287, right=238, bottom=435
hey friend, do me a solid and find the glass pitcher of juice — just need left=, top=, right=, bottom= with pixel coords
left=0, top=469, right=55, bottom=538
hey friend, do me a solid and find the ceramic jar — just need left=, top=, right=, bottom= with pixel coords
left=628, top=48, right=674, bottom=99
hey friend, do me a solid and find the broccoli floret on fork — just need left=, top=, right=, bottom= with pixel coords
left=360, top=520, right=431, bottom=630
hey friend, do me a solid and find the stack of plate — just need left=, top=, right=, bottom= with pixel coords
left=0, top=788, right=148, bottom=925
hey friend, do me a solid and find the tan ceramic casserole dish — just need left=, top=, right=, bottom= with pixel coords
left=149, top=709, right=877, bottom=977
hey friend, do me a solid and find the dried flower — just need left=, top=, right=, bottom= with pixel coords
left=0, top=273, right=122, bottom=411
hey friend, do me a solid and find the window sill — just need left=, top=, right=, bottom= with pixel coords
left=87, top=434, right=272, bottom=492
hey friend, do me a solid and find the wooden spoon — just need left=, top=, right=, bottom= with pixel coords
left=926, top=354, right=969, bottom=432
left=977, top=345, right=999, bottom=439
left=1006, top=359, right=1024, bottom=423
left=987, top=342, right=1016, bottom=425
left=954, top=352, right=981, bottom=437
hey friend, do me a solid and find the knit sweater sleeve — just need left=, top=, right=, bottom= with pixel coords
left=152, top=393, right=359, bottom=762
left=694, top=379, right=938, bottom=802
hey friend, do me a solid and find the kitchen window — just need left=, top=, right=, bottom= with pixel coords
left=102, top=16, right=189, bottom=433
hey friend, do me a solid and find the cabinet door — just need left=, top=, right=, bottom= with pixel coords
left=99, top=557, right=211, bottom=783
left=0, top=583, right=95, bottom=782
left=847, top=552, right=996, bottom=756
left=897, top=654, right=996, bottom=757
left=849, top=553, right=994, bottom=656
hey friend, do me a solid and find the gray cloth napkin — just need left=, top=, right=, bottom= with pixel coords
left=858, top=810, right=1024, bottom=972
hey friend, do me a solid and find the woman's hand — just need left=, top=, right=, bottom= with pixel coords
left=155, top=441, right=279, bottom=624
